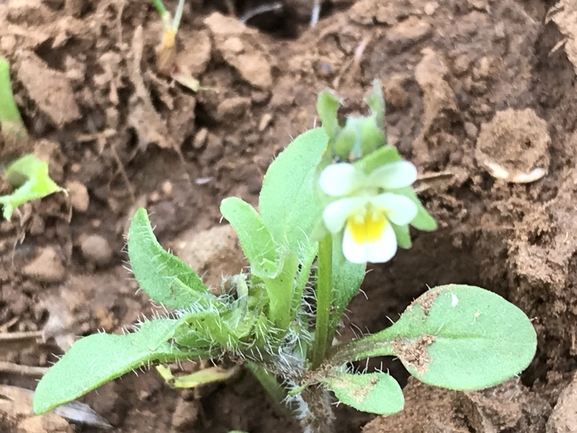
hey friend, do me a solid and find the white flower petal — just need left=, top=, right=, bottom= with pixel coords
left=371, top=193, right=417, bottom=226
left=367, top=161, right=417, bottom=189
left=364, top=223, right=398, bottom=263
left=342, top=224, right=368, bottom=263
left=322, top=197, right=365, bottom=234
left=319, top=163, right=362, bottom=196
left=342, top=221, right=398, bottom=264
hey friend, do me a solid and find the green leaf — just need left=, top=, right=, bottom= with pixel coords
left=261, top=251, right=300, bottom=329
left=329, top=242, right=365, bottom=338
left=330, top=285, right=537, bottom=391
left=0, top=154, right=64, bottom=220
left=321, top=371, right=404, bottom=415
left=259, top=127, right=327, bottom=262
left=33, top=319, right=206, bottom=415
left=220, top=197, right=280, bottom=278
left=128, top=208, right=217, bottom=309
left=0, top=56, right=27, bottom=140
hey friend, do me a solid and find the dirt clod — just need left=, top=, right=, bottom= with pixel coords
left=171, top=224, right=245, bottom=291
left=384, top=75, right=409, bottom=109
left=476, top=108, right=550, bottom=183
left=547, top=373, right=577, bottom=433
left=387, top=16, right=432, bottom=50
left=21, top=246, right=65, bottom=284
left=17, top=52, right=81, bottom=127
left=217, top=96, right=252, bottom=121
left=204, top=13, right=273, bottom=89
left=80, top=234, right=113, bottom=267
left=65, top=180, right=89, bottom=213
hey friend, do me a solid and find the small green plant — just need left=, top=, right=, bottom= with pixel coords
left=150, top=0, right=201, bottom=92
left=0, top=154, right=66, bottom=220
left=32, top=81, right=537, bottom=432
left=0, top=56, right=65, bottom=220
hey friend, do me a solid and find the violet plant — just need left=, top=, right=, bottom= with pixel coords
left=33, top=81, right=537, bottom=432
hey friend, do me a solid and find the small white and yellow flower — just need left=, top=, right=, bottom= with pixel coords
left=320, top=161, right=418, bottom=264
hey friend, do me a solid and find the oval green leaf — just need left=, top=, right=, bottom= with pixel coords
left=353, top=284, right=537, bottom=391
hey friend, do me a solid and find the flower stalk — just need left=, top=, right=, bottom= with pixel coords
left=310, top=234, right=333, bottom=370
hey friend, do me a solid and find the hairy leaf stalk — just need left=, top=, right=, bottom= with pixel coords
left=298, top=385, right=335, bottom=433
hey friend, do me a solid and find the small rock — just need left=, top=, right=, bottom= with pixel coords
left=81, top=235, right=113, bottom=267
left=259, top=113, right=273, bottom=131
left=65, top=180, right=89, bottom=212
left=251, top=91, right=270, bottom=105
left=161, top=181, right=173, bottom=197
left=424, top=1, right=439, bottom=15
left=464, top=122, right=478, bottom=139
left=192, top=128, right=208, bottom=149
left=21, top=246, right=65, bottom=283
left=217, top=97, right=251, bottom=121
left=452, top=55, right=471, bottom=76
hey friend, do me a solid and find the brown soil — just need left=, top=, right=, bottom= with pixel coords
left=1, top=0, right=577, bottom=432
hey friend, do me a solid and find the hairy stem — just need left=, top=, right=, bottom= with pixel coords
left=0, top=57, right=27, bottom=140
left=311, top=235, right=333, bottom=369
left=299, top=385, right=334, bottom=433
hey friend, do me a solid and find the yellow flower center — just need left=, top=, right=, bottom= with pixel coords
left=347, top=204, right=387, bottom=244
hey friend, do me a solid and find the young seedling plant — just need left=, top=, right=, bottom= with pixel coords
left=33, top=81, right=537, bottom=432
left=0, top=56, right=65, bottom=220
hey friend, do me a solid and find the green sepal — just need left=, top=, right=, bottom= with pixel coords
left=365, top=79, right=385, bottom=129
left=317, top=88, right=343, bottom=140
left=391, top=223, right=412, bottom=249
left=392, top=187, right=437, bottom=231
left=321, top=371, right=404, bottom=415
left=353, top=145, right=402, bottom=174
